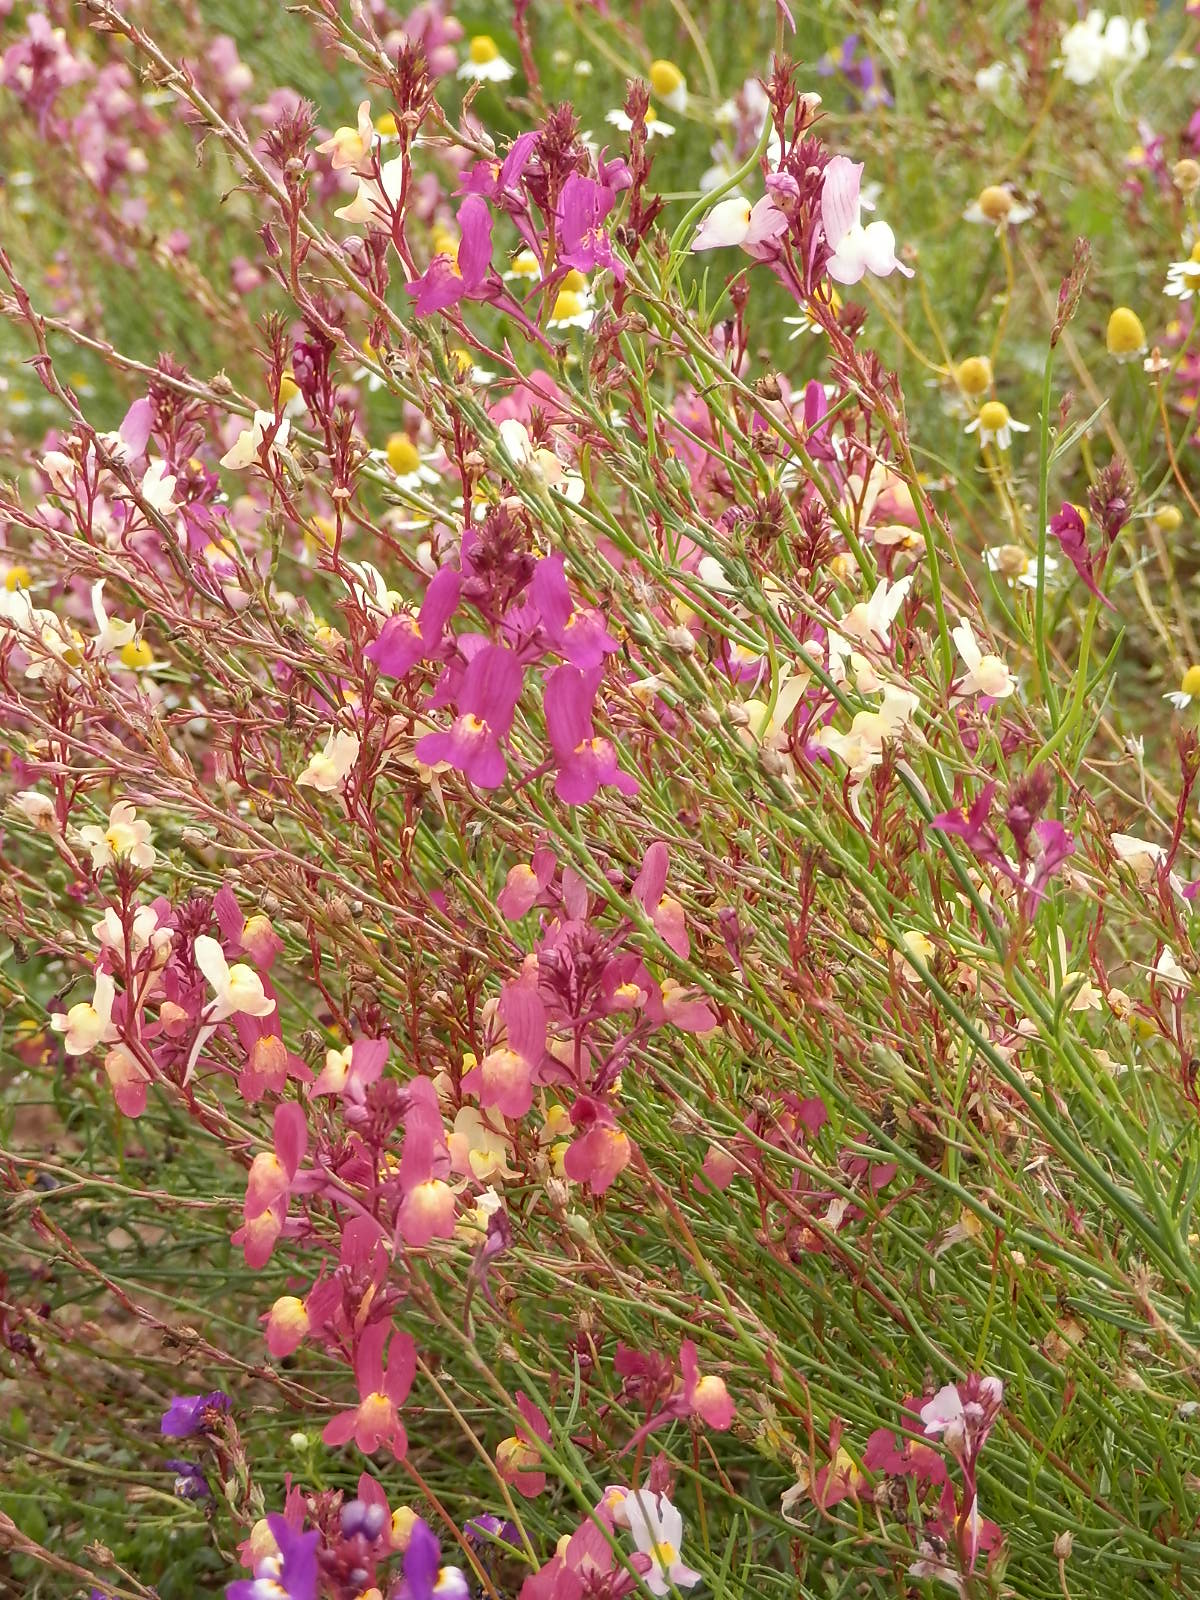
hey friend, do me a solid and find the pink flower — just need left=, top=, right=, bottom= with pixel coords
left=529, top=557, right=617, bottom=669
left=322, top=1320, right=415, bottom=1458
left=496, top=1391, right=551, bottom=1498
left=555, top=169, right=629, bottom=281
left=365, top=566, right=460, bottom=678
left=407, top=195, right=493, bottom=316
left=679, top=1341, right=734, bottom=1430
left=544, top=666, right=639, bottom=805
left=235, top=1102, right=307, bottom=1269
left=416, top=644, right=523, bottom=788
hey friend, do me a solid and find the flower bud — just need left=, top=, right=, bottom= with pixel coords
left=1174, top=158, right=1200, bottom=195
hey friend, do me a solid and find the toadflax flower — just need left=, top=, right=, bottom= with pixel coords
left=194, top=934, right=275, bottom=1021
left=618, top=1489, right=702, bottom=1597
left=161, top=1390, right=230, bottom=1438
left=396, top=1517, right=470, bottom=1600
left=821, top=155, right=912, bottom=285
left=690, top=193, right=787, bottom=255
left=219, top=410, right=290, bottom=471
left=50, top=969, right=118, bottom=1056
left=315, top=99, right=376, bottom=173
left=226, top=1513, right=320, bottom=1600
left=951, top=618, right=1016, bottom=701
left=323, top=1319, right=416, bottom=1458
left=297, top=728, right=360, bottom=793
left=79, top=801, right=156, bottom=872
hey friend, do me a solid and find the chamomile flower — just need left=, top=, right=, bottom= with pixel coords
left=1106, top=305, right=1146, bottom=359
left=783, top=289, right=841, bottom=338
left=547, top=273, right=595, bottom=329
left=954, top=355, right=993, bottom=396
left=1164, top=241, right=1200, bottom=300
left=381, top=433, right=440, bottom=492
left=458, top=35, right=515, bottom=83
left=1164, top=663, right=1200, bottom=710
left=606, top=106, right=675, bottom=138
left=965, top=399, right=1030, bottom=451
left=649, top=59, right=688, bottom=114
left=963, top=183, right=1036, bottom=228
left=986, top=544, right=1059, bottom=588
left=503, top=248, right=542, bottom=283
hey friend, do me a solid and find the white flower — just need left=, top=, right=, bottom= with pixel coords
left=1153, top=947, right=1189, bottom=992
left=194, top=934, right=275, bottom=1021
left=298, top=728, right=360, bottom=793
left=458, top=35, right=515, bottom=81
left=93, top=904, right=171, bottom=958
left=11, top=789, right=57, bottom=829
left=818, top=684, right=920, bottom=781
left=315, top=100, right=376, bottom=174
left=220, top=411, right=290, bottom=471
left=920, top=1384, right=965, bottom=1437
left=140, top=458, right=178, bottom=514
left=51, top=970, right=119, bottom=1056
left=78, top=802, right=156, bottom=872
left=1164, top=242, right=1200, bottom=300
left=822, top=155, right=912, bottom=286
left=91, top=580, right=137, bottom=657
left=1058, top=11, right=1149, bottom=85
left=620, top=1491, right=701, bottom=1597
left=1111, top=832, right=1184, bottom=895
left=839, top=574, right=913, bottom=649
left=335, top=154, right=405, bottom=227
left=964, top=400, right=1029, bottom=451
left=606, top=108, right=675, bottom=138
left=951, top=618, right=1016, bottom=700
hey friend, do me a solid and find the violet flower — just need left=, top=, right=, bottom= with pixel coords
left=227, top=1513, right=320, bottom=1600
left=160, top=1390, right=230, bottom=1437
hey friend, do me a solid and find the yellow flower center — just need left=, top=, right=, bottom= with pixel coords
left=561, top=268, right=587, bottom=293
left=469, top=34, right=499, bottom=64
left=992, top=544, right=1031, bottom=579
left=956, top=356, right=992, bottom=396
left=5, top=565, right=31, bottom=591
left=120, top=638, right=154, bottom=670
left=1181, top=665, right=1200, bottom=698
left=278, top=372, right=300, bottom=404
left=1154, top=504, right=1183, bottom=533
left=509, top=249, right=539, bottom=277
left=977, top=184, right=1014, bottom=221
left=649, top=59, right=685, bottom=97
left=978, top=400, right=1010, bottom=433
left=386, top=434, right=421, bottom=476
left=1106, top=306, right=1146, bottom=355
left=375, top=112, right=397, bottom=136
left=552, top=289, right=585, bottom=321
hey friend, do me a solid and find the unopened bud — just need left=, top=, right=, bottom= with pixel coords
left=1054, top=1531, right=1073, bottom=1561
left=1174, top=158, right=1200, bottom=196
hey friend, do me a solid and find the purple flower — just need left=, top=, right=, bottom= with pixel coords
left=227, top=1514, right=320, bottom=1600
left=161, top=1390, right=230, bottom=1437
left=365, top=566, right=461, bottom=678
left=408, top=195, right=493, bottom=316
left=544, top=666, right=639, bottom=805
left=416, top=644, right=524, bottom=788
left=165, top=1459, right=212, bottom=1501
left=398, top=1518, right=469, bottom=1600
left=931, top=784, right=1021, bottom=887
left=460, top=129, right=538, bottom=206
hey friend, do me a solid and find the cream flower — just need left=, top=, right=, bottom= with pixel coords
left=220, top=411, right=290, bottom=471
left=315, top=100, right=376, bottom=174
left=298, top=729, right=361, bottom=793
left=194, top=934, right=275, bottom=1021
left=951, top=618, right=1016, bottom=700
left=91, top=580, right=137, bottom=657
left=620, top=1491, right=701, bottom=1597
left=50, top=970, right=119, bottom=1056
left=79, top=802, right=156, bottom=872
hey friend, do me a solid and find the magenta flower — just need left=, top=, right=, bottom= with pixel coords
left=408, top=195, right=493, bottom=316
left=1048, top=501, right=1115, bottom=610
left=461, top=129, right=538, bottom=205
left=416, top=644, right=524, bottom=788
left=544, top=666, right=638, bottom=805
left=365, top=566, right=461, bottom=678
left=555, top=169, right=629, bottom=281
left=530, top=556, right=617, bottom=669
